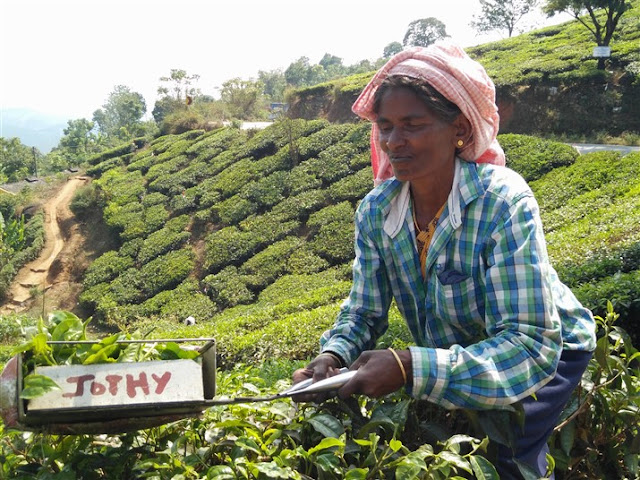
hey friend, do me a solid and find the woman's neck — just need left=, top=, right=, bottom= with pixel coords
left=410, top=163, right=455, bottom=226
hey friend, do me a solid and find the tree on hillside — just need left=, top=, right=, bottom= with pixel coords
left=471, top=0, right=540, bottom=37
left=92, top=85, right=147, bottom=141
left=284, top=57, right=327, bottom=87
left=0, top=137, right=36, bottom=182
left=219, top=78, right=267, bottom=121
left=383, top=42, right=404, bottom=58
left=258, top=69, right=287, bottom=102
left=157, top=69, right=201, bottom=101
left=403, top=18, right=449, bottom=47
left=543, top=0, right=632, bottom=69
left=55, top=118, right=100, bottom=168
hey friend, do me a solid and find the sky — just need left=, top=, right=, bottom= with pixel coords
left=1, top=0, right=571, bottom=122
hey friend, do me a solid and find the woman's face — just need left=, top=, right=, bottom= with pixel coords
left=375, top=86, right=465, bottom=183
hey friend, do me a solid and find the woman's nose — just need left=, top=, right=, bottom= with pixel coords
left=384, top=127, right=405, bottom=150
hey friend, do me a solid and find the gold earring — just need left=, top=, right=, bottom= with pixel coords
left=457, top=140, right=464, bottom=147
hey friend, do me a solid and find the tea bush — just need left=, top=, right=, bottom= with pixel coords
left=240, top=170, right=290, bottom=209
left=137, top=229, right=191, bottom=265
left=86, top=141, right=135, bottom=165
left=205, top=226, right=260, bottom=273
left=82, top=250, right=135, bottom=288
left=269, top=189, right=327, bottom=222
left=139, top=248, right=195, bottom=297
left=239, top=237, right=304, bottom=289
left=203, top=265, right=254, bottom=309
left=210, top=195, right=258, bottom=225
left=499, top=133, right=578, bottom=181
left=296, top=123, right=354, bottom=161
left=326, top=165, right=374, bottom=202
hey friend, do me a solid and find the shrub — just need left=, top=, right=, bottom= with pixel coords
left=227, top=304, right=340, bottom=363
left=326, top=166, right=374, bottom=202
left=341, top=121, right=372, bottom=152
left=309, top=221, right=356, bottom=263
left=270, top=189, right=327, bottom=222
left=108, top=267, right=145, bottom=304
left=240, top=170, right=290, bottom=209
left=258, top=266, right=352, bottom=304
left=286, top=247, right=330, bottom=275
left=572, top=271, right=640, bottom=345
left=207, top=158, right=260, bottom=198
left=499, top=133, right=578, bottom=181
left=296, top=123, right=354, bottom=161
left=239, top=237, right=304, bottom=288
left=118, top=237, right=144, bottom=259
left=286, top=166, right=322, bottom=195
left=304, top=143, right=356, bottom=183
left=96, top=169, right=145, bottom=206
left=239, top=213, right=300, bottom=246
left=307, top=202, right=355, bottom=231
left=531, top=151, right=639, bottom=211
left=210, top=195, right=258, bottom=225
left=140, top=248, right=195, bottom=297
left=203, top=266, right=254, bottom=309
left=137, top=230, right=191, bottom=264
left=69, top=183, right=104, bottom=219
left=204, top=226, right=259, bottom=273
left=146, top=154, right=191, bottom=183
left=86, top=156, right=124, bottom=176
left=169, top=187, right=198, bottom=214
left=186, top=127, right=242, bottom=157
left=127, top=150, right=159, bottom=174
left=83, top=251, right=135, bottom=288
left=141, top=191, right=168, bottom=207
left=86, top=142, right=135, bottom=165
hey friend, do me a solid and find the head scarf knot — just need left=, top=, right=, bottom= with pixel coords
left=352, top=42, right=506, bottom=185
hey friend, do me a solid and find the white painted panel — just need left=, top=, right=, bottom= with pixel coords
left=28, top=360, right=203, bottom=410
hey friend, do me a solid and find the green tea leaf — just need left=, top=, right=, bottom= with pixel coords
left=438, top=451, right=472, bottom=473
left=469, top=455, right=499, bottom=480
left=344, top=468, right=368, bottom=480
left=307, top=413, right=345, bottom=438
left=389, top=438, right=403, bottom=452
left=308, top=437, right=344, bottom=455
left=21, top=374, right=60, bottom=399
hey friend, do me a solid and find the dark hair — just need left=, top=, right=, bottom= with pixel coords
left=372, top=75, right=462, bottom=124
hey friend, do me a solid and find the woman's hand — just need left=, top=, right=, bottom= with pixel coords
left=338, top=349, right=412, bottom=399
left=291, top=353, right=343, bottom=403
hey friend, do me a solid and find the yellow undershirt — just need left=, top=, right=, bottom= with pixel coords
left=412, top=201, right=446, bottom=278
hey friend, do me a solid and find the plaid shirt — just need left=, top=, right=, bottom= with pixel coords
left=321, top=159, right=596, bottom=410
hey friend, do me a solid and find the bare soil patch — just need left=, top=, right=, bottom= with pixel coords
left=0, top=177, right=117, bottom=319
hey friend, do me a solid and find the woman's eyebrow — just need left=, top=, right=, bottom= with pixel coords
left=376, top=113, right=427, bottom=123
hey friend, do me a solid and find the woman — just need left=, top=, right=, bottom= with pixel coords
left=293, top=43, right=596, bottom=479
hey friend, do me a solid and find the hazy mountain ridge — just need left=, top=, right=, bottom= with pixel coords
left=1, top=108, right=67, bottom=153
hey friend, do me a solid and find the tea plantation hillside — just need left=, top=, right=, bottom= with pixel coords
left=287, top=0, right=640, bottom=135
left=74, top=122, right=640, bottom=363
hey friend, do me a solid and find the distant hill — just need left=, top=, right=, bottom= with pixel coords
left=1, top=108, right=68, bottom=153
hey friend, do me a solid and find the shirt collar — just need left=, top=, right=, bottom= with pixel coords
left=383, top=157, right=484, bottom=238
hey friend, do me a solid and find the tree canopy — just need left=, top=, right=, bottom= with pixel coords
left=403, top=18, right=449, bottom=47
left=543, top=0, right=632, bottom=49
left=92, top=85, right=147, bottom=141
left=471, top=0, right=540, bottom=37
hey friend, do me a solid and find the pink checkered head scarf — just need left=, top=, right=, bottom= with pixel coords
left=352, top=42, right=505, bottom=185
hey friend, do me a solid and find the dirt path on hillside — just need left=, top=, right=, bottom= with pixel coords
left=1, top=177, right=88, bottom=315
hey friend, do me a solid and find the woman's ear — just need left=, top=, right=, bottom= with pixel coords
left=453, top=115, right=472, bottom=146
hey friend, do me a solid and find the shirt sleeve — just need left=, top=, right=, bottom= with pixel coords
left=320, top=201, right=392, bottom=366
left=409, top=193, right=563, bottom=409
